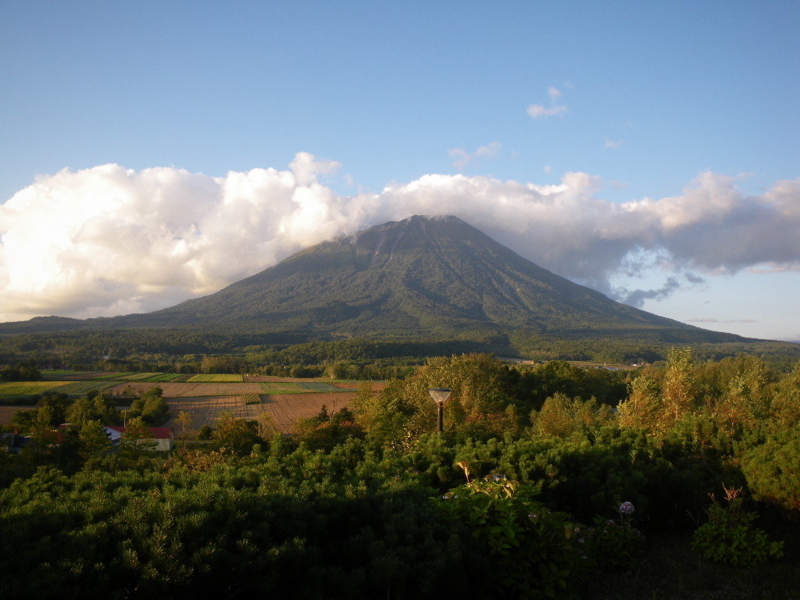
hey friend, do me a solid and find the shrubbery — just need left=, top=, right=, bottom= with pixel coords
left=2, top=351, right=798, bottom=597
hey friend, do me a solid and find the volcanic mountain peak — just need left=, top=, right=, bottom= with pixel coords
left=0, top=215, right=749, bottom=352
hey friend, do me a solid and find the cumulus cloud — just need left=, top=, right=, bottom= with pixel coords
left=1, top=154, right=799, bottom=322
left=448, top=141, right=502, bottom=170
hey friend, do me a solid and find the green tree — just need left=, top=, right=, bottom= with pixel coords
left=211, top=412, right=261, bottom=455
left=662, top=347, right=697, bottom=423
left=120, top=417, right=156, bottom=458
left=532, top=393, right=612, bottom=438
left=617, top=375, right=662, bottom=433
left=79, top=420, right=112, bottom=464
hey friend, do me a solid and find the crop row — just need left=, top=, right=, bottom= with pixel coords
left=0, top=381, right=69, bottom=399
left=187, top=374, right=244, bottom=383
left=53, top=381, right=120, bottom=395
left=297, top=381, right=358, bottom=393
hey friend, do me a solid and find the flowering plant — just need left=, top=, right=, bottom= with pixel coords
left=587, top=501, right=645, bottom=572
left=619, top=501, right=634, bottom=515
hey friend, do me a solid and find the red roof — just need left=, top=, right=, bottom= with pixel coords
left=106, top=426, right=173, bottom=439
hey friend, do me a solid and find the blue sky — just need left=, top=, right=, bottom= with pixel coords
left=1, top=1, right=798, bottom=342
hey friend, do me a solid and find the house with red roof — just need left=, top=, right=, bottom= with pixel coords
left=104, top=426, right=174, bottom=451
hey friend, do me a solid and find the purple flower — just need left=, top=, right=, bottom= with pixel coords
left=619, top=501, right=635, bottom=515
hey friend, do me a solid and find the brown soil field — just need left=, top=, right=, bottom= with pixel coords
left=0, top=406, right=35, bottom=425
left=163, top=396, right=250, bottom=428
left=243, top=375, right=304, bottom=383
left=262, top=392, right=357, bottom=433
left=161, top=392, right=356, bottom=433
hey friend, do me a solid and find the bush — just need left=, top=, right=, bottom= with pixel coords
left=692, top=497, right=783, bottom=566
left=741, top=425, right=800, bottom=512
left=435, top=476, right=592, bottom=599
left=587, top=501, right=645, bottom=572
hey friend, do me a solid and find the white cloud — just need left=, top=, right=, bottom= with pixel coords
left=604, top=139, right=624, bottom=149
left=1, top=156, right=799, bottom=322
left=547, top=86, right=562, bottom=101
left=527, top=104, right=568, bottom=118
left=528, top=86, right=568, bottom=119
left=448, top=141, right=502, bottom=170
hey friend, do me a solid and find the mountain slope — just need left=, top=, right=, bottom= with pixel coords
left=1, top=215, right=754, bottom=352
left=96, top=215, right=733, bottom=341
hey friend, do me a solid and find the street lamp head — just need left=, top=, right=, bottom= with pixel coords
left=428, top=388, right=452, bottom=404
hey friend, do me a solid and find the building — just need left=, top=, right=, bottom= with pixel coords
left=104, top=426, right=174, bottom=452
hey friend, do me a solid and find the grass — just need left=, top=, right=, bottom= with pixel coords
left=187, top=374, right=244, bottom=383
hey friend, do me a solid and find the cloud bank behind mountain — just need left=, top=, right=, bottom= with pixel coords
left=1, top=153, right=798, bottom=325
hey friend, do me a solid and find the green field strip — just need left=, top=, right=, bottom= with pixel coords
left=297, top=382, right=358, bottom=392
left=142, top=373, right=184, bottom=382
left=53, top=381, right=119, bottom=395
left=41, top=369, right=99, bottom=380
left=0, top=381, right=70, bottom=396
left=259, top=382, right=306, bottom=394
left=188, top=374, right=244, bottom=383
left=117, top=372, right=163, bottom=381
left=91, top=373, right=128, bottom=380
left=41, top=369, right=77, bottom=377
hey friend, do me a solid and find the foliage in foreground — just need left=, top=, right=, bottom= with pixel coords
left=1, top=350, right=799, bottom=598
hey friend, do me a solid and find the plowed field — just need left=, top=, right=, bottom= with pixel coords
left=163, top=396, right=251, bottom=428
left=261, top=392, right=357, bottom=433
left=0, top=406, right=35, bottom=425
left=161, top=392, right=357, bottom=433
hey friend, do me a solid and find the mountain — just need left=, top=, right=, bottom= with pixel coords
left=1, top=215, right=751, bottom=356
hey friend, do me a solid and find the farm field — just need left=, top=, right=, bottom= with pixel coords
left=188, top=374, right=243, bottom=383
left=0, top=381, right=69, bottom=400
left=162, top=391, right=358, bottom=432
left=3, top=371, right=376, bottom=433
left=164, top=396, right=253, bottom=428
left=0, top=406, right=35, bottom=425
left=42, top=370, right=106, bottom=380
left=261, top=392, right=357, bottom=433
left=143, top=374, right=186, bottom=382
left=108, top=381, right=264, bottom=398
left=51, top=381, right=119, bottom=395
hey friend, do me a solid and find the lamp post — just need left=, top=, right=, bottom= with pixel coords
left=428, top=388, right=452, bottom=433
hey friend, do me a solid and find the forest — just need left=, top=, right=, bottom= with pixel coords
left=0, top=351, right=798, bottom=599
